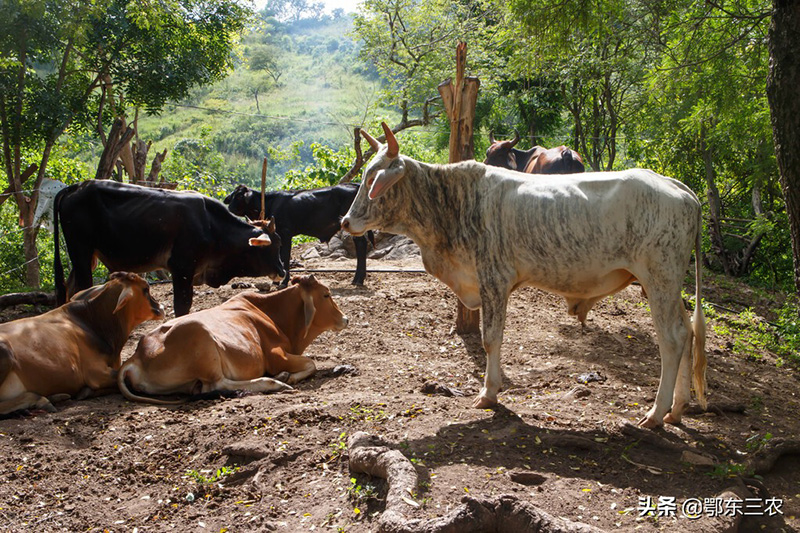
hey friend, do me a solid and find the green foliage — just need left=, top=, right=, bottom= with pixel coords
left=745, top=432, right=773, bottom=452
left=328, top=431, right=348, bottom=461
left=282, top=143, right=355, bottom=189
left=708, top=300, right=800, bottom=370
left=707, top=462, right=752, bottom=479
left=186, top=466, right=238, bottom=485
left=347, top=476, right=379, bottom=504
left=772, top=299, right=800, bottom=368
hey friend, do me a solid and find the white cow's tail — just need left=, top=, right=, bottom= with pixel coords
left=118, top=362, right=185, bottom=406
left=692, top=215, right=707, bottom=410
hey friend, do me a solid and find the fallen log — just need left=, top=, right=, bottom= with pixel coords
left=0, top=291, right=55, bottom=311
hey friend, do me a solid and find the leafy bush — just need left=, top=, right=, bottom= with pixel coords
left=281, top=142, right=355, bottom=189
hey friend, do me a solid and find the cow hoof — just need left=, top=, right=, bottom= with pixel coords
left=663, top=412, right=683, bottom=425
left=637, top=415, right=664, bottom=429
left=33, top=397, right=57, bottom=413
left=274, top=372, right=290, bottom=383
left=48, top=393, right=72, bottom=404
left=472, top=395, right=497, bottom=409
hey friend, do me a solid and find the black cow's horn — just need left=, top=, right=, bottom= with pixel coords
left=510, top=130, right=520, bottom=147
left=489, top=131, right=496, bottom=144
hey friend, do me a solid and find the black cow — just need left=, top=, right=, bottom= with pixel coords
left=54, top=180, right=285, bottom=316
left=223, top=183, right=372, bottom=287
left=484, top=132, right=585, bottom=174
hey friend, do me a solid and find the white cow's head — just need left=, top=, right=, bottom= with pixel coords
left=33, top=178, right=68, bottom=231
left=341, top=122, right=406, bottom=236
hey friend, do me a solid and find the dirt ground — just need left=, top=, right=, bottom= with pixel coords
left=0, top=240, right=798, bottom=533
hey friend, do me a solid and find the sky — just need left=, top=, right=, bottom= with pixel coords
left=253, top=0, right=363, bottom=15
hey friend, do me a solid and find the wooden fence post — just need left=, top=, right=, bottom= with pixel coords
left=438, top=42, right=481, bottom=334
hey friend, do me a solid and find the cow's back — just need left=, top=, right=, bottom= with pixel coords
left=58, top=181, right=243, bottom=272
left=276, top=184, right=359, bottom=242
left=479, top=168, right=700, bottom=290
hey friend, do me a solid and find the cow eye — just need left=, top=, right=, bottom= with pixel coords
left=324, top=293, right=331, bottom=299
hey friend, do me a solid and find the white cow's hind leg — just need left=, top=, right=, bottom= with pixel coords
left=639, top=291, right=689, bottom=428
left=474, top=286, right=508, bottom=409
left=664, top=309, right=694, bottom=425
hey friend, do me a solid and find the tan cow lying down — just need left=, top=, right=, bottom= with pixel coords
left=118, top=275, right=348, bottom=404
left=0, top=272, right=164, bottom=415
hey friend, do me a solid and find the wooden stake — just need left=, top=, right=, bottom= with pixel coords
left=260, top=157, right=267, bottom=220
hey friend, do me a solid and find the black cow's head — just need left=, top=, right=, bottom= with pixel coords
left=205, top=216, right=285, bottom=288
left=483, top=131, right=521, bottom=170
left=223, top=184, right=256, bottom=218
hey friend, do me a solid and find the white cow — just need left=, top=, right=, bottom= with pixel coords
left=33, top=178, right=67, bottom=231
left=342, top=122, right=706, bottom=428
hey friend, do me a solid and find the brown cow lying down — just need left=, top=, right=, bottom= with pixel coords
left=0, top=272, right=164, bottom=415
left=118, top=275, right=348, bottom=404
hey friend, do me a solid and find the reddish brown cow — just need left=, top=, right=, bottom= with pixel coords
left=484, top=132, right=585, bottom=174
left=0, top=272, right=164, bottom=415
left=117, top=275, right=348, bottom=404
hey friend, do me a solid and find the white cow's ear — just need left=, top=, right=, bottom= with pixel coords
left=368, top=159, right=405, bottom=200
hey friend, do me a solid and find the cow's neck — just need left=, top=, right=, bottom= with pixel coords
left=380, top=158, right=483, bottom=308
left=250, top=286, right=317, bottom=353
left=69, top=300, right=131, bottom=359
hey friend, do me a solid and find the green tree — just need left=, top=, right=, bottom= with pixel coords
left=505, top=0, right=654, bottom=170
left=352, top=0, right=486, bottom=133
left=631, top=1, right=778, bottom=282
left=0, top=0, right=250, bottom=287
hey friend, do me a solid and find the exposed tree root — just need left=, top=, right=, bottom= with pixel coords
left=684, top=401, right=746, bottom=416
left=745, top=438, right=800, bottom=475
left=347, top=431, right=606, bottom=533
left=220, top=443, right=310, bottom=486
left=619, top=423, right=693, bottom=453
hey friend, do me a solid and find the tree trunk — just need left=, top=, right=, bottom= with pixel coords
left=96, top=118, right=136, bottom=180
left=701, top=124, right=732, bottom=275
left=21, top=223, right=40, bottom=288
left=133, top=139, right=150, bottom=182
left=438, top=42, right=481, bottom=335
left=20, top=141, right=56, bottom=288
left=147, top=149, right=168, bottom=183
left=767, top=0, right=800, bottom=297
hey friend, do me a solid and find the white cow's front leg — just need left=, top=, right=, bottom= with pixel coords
left=473, top=286, right=508, bottom=409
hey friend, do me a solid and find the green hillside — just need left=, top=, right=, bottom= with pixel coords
left=132, top=12, right=389, bottom=192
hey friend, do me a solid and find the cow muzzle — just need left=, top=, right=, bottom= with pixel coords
left=151, top=302, right=166, bottom=319
left=341, top=217, right=365, bottom=237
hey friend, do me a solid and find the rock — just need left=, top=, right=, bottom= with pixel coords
left=332, top=364, right=359, bottom=377
left=576, top=371, right=606, bottom=384
left=421, top=381, right=465, bottom=397
left=301, top=247, right=321, bottom=260
left=562, top=385, right=591, bottom=400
